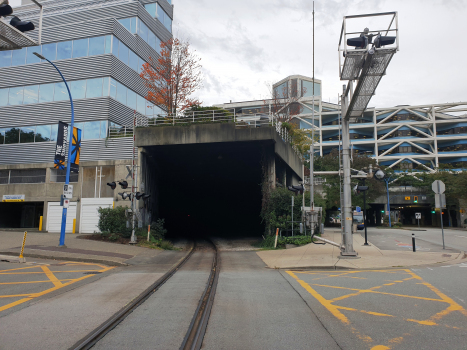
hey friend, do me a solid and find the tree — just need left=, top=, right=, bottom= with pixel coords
left=264, top=80, right=305, bottom=123
left=140, top=38, right=203, bottom=115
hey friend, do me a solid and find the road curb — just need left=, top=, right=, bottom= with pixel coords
left=0, top=251, right=128, bottom=266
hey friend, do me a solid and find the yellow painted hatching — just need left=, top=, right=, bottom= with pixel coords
left=287, top=269, right=467, bottom=350
left=0, top=262, right=114, bottom=313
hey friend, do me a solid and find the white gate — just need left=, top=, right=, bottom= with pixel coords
left=80, top=198, right=114, bottom=233
left=46, top=202, right=77, bottom=233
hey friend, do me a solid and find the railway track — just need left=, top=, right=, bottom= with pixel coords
left=71, top=239, right=220, bottom=350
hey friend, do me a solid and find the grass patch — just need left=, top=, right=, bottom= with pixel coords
left=253, top=235, right=317, bottom=249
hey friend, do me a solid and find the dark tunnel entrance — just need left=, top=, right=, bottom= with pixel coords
left=143, top=141, right=269, bottom=239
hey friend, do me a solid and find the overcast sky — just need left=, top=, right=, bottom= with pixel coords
left=11, top=0, right=467, bottom=108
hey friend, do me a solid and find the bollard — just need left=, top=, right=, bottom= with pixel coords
left=39, top=216, right=43, bottom=231
left=19, top=231, right=27, bottom=263
left=412, top=233, right=416, bottom=252
left=274, top=228, right=279, bottom=248
left=147, top=225, right=151, bottom=242
left=72, top=218, right=76, bottom=234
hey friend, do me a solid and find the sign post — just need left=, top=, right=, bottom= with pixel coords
left=415, top=212, right=421, bottom=231
left=432, top=180, right=446, bottom=249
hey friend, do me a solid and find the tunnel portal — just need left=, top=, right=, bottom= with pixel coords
left=143, top=141, right=267, bottom=239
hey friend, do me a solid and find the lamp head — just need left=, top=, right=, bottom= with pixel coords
left=33, top=52, right=46, bottom=60
left=374, top=169, right=385, bottom=180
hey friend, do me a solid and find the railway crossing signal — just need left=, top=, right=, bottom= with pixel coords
left=118, top=180, right=128, bottom=189
left=107, top=182, right=116, bottom=190
left=288, top=184, right=304, bottom=195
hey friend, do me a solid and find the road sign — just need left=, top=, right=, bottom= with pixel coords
left=432, top=180, right=445, bottom=194
left=63, top=184, right=73, bottom=199
left=435, top=193, right=446, bottom=209
left=415, top=212, right=421, bottom=219
left=356, top=206, right=361, bottom=213
left=63, top=199, right=70, bottom=208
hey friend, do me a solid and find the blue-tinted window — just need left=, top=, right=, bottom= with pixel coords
left=5, top=127, right=19, bottom=144
left=41, top=43, right=57, bottom=61
left=0, top=51, right=12, bottom=67
left=137, top=95, right=146, bottom=115
left=148, top=31, right=156, bottom=50
left=105, top=35, right=112, bottom=54
left=39, top=83, right=54, bottom=103
left=118, top=42, right=129, bottom=65
left=138, top=20, right=149, bottom=42
left=127, top=89, right=137, bottom=110
left=109, top=78, right=117, bottom=98
left=35, top=125, right=52, bottom=142
left=118, top=18, right=132, bottom=32
left=73, top=38, right=89, bottom=58
left=158, top=7, right=172, bottom=32
left=23, top=85, right=39, bottom=104
left=9, top=87, right=23, bottom=105
left=301, top=80, right=321, bottom=97
left=89, top=36, right=105, bottom=56
left=86, top=78, right=103, bottom=98
left=70, top=80, right=86, bottom=99
left=145, top=3, right=156, bottom=17
left=54, top=82, right=68, bottom=101
left=0, top=88, right=8, bottom=106
left=100, top=120, right=108, bottom=138
left=112, top=36, right=119, bottom=55
left=83, top=121, right=101, bottom=139
left=0, top=129, right=4, bottom=144
left=116, top=81, right=127, bottom=105
left=130, top=17, right=137, bottom=33
left=20, top=126, right=35, bottom=143
left=51, top=124, right=58, bottom=141
left=129, top=51, right=138, bottom=71
left=57, top=41, right=72, bottom=60
left=26, top=47, right=41, bottom=64
left=102, top=77, right=110, bottom=96
left=11, top=48, right=26, bottom=66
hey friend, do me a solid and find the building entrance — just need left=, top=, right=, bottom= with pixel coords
left=0, top=202, right=43, bottom=228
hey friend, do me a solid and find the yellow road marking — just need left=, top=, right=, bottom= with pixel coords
left=287, top=268, right=467, bottom=350
left=286, top=271, right=350, bottom=324
left=40, top=265, right=64, bottom=287
left=0, top=262, right=114, bottom=313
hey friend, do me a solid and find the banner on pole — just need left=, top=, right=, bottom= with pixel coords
left=70, top=126, right=81, bottom=173
left=54, top=121, right=68, bottom=170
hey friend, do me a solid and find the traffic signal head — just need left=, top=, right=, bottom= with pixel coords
left=431, top=209, right=435, bottom=214
left=10, top=16, right=35, bottom=33
left=414, top=196, right=418, bottom=203
left=135, top=192, right=143, bottom=200
left=381, top=210, right=385, bottom=213
left=353, top=185, right=369, bottom=194
left=374, top=35, right=396, bottom=48
left=347, top=36, right=367, bottom=49
left=288, top=184, right=304, bottom=195
left=0, top=4, right=13, bottom=17
left=142, top=194, right=151, bottom=200
left=107, top=182, right=116, bottom=190
left=118, top=180, right=128, bottom=189
left=118, top=192, right=131, bottom=200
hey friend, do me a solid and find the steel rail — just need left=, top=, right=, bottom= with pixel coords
left=70, top=241, right=197, bottom=350
left=180, top=239, right=220, bottom=350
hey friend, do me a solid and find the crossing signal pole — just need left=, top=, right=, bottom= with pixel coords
left=338, top=12, right=399, bottom=257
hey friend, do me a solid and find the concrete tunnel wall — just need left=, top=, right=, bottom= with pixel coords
left=135, top=123, right=303, bottom=179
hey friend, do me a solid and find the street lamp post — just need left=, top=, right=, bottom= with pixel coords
left=374, top=169, right=392, bottom=228
left=34, top=52, right=74, bottom=247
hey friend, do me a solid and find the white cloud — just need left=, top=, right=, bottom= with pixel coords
left=174, top=0, right=467, bottom=107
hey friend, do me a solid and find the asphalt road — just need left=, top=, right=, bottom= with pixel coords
left=361, top=227, right=467, bottom=253
left=282, top=264, right=467, bottom=350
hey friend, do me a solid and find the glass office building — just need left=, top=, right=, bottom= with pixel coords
left=0, top=0, right=173, bottom=232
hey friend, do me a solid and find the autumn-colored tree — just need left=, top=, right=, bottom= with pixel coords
left=140, top=38, right=202, bottom=115
left=264, top=81, right=305, bottom=123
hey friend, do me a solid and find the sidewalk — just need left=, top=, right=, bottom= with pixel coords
left=256, top=230, right=466, bottom=270
left=0, top=231, right=170, bottom=265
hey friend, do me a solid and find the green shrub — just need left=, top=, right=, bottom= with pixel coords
left=160, top=240, right=174, bottom=250
left=255, top=235, right=313, bottom=249
left=97, top=206, right=131, bottom=238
